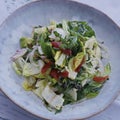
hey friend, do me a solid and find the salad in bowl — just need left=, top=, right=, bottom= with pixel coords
left=11, top=20, right=111, bottom=113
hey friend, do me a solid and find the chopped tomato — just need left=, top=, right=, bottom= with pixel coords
left=75, top=57, right=85, bottom=72
left=51, top=41, right=72, bottom=55
left=50, top=69, right=59, bottom=80
left=41, top=61, right=52, bottom=74
left=93, top=76, right=109, bottom=83
left=60, top=71, right=69, bottom=78
left=61, top=49, right=72, bottom=55
left=51, top=41, right=61, bottom=48
left=50, top=69, right=69, bottom=80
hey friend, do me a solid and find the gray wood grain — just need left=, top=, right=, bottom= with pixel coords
left=1, top=90, right=120, bottom=120
left=0, top=91, right=42, bottom=120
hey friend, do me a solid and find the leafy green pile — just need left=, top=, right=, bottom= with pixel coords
left=11, top=20, right=111, bottom=113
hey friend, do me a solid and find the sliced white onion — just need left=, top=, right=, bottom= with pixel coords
left=26, top=46, right=38, bottom=66
left=49, top=28, right=67, bottom=39
left=11, top=48, right=27, bottom=61
left=85, top=36, right=96, bottom=50
left=38, top=46, right=44, bottom=55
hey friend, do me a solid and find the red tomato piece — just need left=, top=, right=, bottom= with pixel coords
left=51, top=41, right=72, bottom=55
left=60, top=71, right=69, bottom=78
left=93, top=76, right=109, bottom=83
left=50, top=69, right=59, bottom=80
left=41, top=61, right=52, bottom=74
left=51, top=41, right=61, bottom=48
left=61, top=49, right=72, bottom=55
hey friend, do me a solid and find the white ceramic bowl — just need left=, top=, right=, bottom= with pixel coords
left=0, top=0, right=120, bottom=120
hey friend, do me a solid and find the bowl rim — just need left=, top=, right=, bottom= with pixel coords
left=0, top=0, right=120, bottom=120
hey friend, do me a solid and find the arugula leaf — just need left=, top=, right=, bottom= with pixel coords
left=54, top=31, right=61, bottom=38
left=68, top=21, right=95, bottom=37
left=38, top=34, right=55, bottom=59
left=63, top=93, right=75, bottom=105
left=86, top=92, right=99, bottom=98
left=60, top=21, right=90, bottom=56
left=77, top=81, right=102, bottom=100
left=41, top=42, right=53, bottom=58
left=56, top=23, right=62, bottom=28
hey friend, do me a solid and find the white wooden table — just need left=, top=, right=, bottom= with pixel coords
left=0, top=0, right=120, bottom=120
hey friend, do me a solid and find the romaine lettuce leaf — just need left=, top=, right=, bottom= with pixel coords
left=22, top=63, right=41, bottom=76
